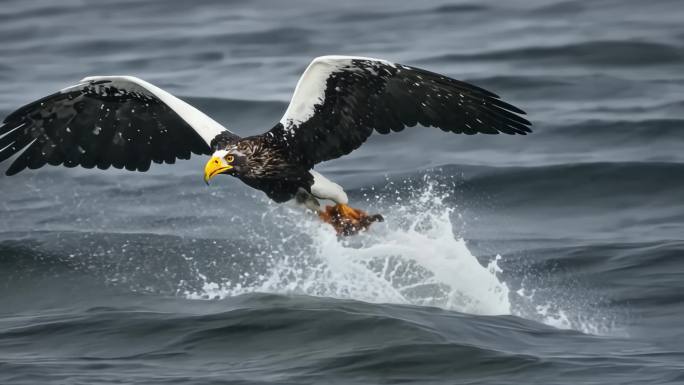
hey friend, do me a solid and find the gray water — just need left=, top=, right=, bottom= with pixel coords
left=1, top=1, right=684, bottom=384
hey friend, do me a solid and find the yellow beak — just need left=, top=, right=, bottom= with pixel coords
left=204, top=156, right=233, bottom=185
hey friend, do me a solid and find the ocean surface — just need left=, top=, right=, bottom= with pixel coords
left=1, top=0, right=684, bottom=383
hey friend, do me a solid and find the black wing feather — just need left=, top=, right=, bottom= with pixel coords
left=0, top=79, right=214, bottom=175
left=270, top=57, right=532, bottom=167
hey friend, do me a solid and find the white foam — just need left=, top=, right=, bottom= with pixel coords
left=185, top=177, right=510, bottom=315
left=183, top=175, right=616, bottom=334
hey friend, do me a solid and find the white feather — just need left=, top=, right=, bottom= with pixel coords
left=309, top=170, right=348, bottom=204
left=80, top=75, right=227, bottom=146
left=279, top=55, right=396, bottom=128
left=212, top=149, right=229, bottom=158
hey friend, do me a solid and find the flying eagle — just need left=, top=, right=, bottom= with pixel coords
left=0, top=56, right=531, bottom=235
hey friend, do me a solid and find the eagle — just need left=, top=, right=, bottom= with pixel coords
left=0, top=56, right=531, bottom=235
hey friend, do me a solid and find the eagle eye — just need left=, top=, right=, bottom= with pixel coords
left=225, top=155, right=234, bottom=163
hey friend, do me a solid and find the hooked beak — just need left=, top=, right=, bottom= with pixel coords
left=204, top=156, right=233, bottom=185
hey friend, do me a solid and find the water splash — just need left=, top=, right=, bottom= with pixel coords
left=183, top=172, right=614, bottom=334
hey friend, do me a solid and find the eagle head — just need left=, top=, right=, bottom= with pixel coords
left=204, top=149, right=241, bottom=184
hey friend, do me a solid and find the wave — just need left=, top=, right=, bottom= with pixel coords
left=0, top=293, right=623, bottom=377
left=0, top=175, right=621, bottom=334
left=445, top=161, right=684, bottom=204
left=332, top=3, right=488, bottom=22
left=422, top=41, right=684, bottom=67
left=530, top=119, right=684, bottom=159
left=1, top=292, right=676, bottom=385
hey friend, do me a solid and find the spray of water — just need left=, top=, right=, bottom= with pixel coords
left=182, top=173, right=613, bottom=334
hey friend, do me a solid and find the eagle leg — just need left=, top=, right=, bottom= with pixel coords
left=318, top=203, right=384, bottom=236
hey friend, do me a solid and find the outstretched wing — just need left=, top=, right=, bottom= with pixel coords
left=270, top=56, right=531, bottom=166
left=0, top=76, right=234, bottom=175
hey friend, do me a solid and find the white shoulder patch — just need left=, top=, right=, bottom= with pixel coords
left=279, top=57, right=350, bottom=128
left=279, top=56, right=397, bottom=129
left=309, top=170, right=348, bottom=204
left=315, top=55, right=397, bottom=68
left=80, top=75, right=227, bottom=146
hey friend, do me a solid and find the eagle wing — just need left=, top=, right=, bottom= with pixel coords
left=0, top=76, right=234, bottom=175
left=270, top=56, right=531, bottom=166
